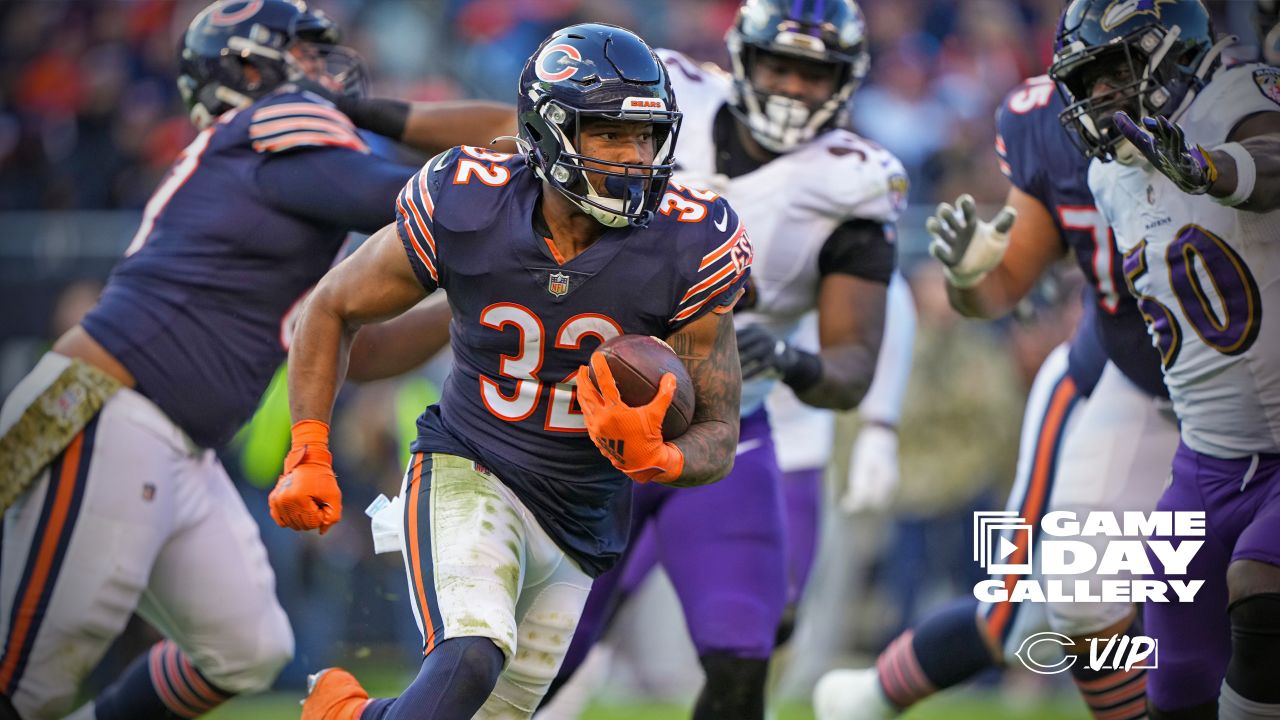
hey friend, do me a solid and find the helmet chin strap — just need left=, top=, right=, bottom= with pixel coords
left=578, top=192, right=632, bottom=228
left=539, top=116, right=660, bottom=229
left=552, top=129, right=633, bottom=228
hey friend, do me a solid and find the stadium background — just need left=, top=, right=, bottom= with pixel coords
left=0, top=1, right=1266, bottom=717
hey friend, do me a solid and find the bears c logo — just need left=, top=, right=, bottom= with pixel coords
left=210, top=0, right=264, bottom=25
left=536, top=43, right=583, bottom=83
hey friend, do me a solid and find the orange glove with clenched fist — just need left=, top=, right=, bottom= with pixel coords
left=269, top=420, right=342, bottom=534
left=576, top=353, right=685, bottom=484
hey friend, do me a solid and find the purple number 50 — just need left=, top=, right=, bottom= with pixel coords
left=1123, top=224, right=1262, bottom=369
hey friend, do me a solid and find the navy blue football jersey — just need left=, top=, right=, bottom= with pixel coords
left=80, top=89, right=417, bottom=448
left=396, top=145, right=752, bottom=576
left=995, top=76, right=1166, bottom=398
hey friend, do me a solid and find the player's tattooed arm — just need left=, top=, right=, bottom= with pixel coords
left=289, top=223, right=430, bottom=423
left=666, top=309, right=741, bottom=488
left=800, top=274, right=886, bottom=411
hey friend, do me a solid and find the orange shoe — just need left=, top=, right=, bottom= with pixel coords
left=301, top=668, right=371, bottom=720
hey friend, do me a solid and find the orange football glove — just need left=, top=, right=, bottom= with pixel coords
left=269, top=420, right=342, bottom=534
left=576, top=353, right=685, bottom=484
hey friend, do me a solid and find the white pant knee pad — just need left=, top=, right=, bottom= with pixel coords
left=194, top=609, right=295, bottom=694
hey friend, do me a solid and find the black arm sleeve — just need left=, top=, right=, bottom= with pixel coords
left=334, top=96, right=411, bottom=140
left=256, top=147, right=418, bottom=235
left=816, top=218, right=896, bottom=284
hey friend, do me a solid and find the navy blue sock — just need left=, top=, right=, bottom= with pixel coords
left=878, top=599, right=996, bottom=708
left=890, top=597, right=998, bottom=702
left=94, top=641, right=233, bottom=720
left=912, top=599, right=998, bottom=688
left=362, top=637, right=504, bottom=720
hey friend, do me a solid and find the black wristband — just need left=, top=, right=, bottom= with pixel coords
left=781, top=349, right=823, bottom=393
left=336, top=97, right=410, bottom=140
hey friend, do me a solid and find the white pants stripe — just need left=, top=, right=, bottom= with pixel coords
left=978, top=345, right=1181, bottom=657
left=0, top=354, right=294, bottom=719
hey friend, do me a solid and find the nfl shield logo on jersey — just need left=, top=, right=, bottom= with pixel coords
left=548, top=271, right=570, bottom=297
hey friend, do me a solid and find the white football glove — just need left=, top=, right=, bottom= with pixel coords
left=840, top=423, right=899, bottom=514
left=927, top=193, right=1016, bottom=288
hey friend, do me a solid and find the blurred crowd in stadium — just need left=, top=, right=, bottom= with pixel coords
left=11, top=0, right=1262, bottom=212
left=0, top=0, right=1271, bottom=710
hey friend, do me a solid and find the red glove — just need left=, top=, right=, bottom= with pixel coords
left=269, top=420, right=342, bottom=534
left=576, top=353, right=685, bottom=484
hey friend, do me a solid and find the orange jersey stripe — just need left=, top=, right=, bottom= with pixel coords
left=697, top=223, right=744, bottom=271
left=418, top=171, right=436, bottom=217
left=249, top=116, right=359, bottom=138
left=249, top=121, right=363, bottom=150
left=679, top=261, right=736, bottom=304
left=396, top=194, right=439, bottom=282
left=253, top=102, right=354, bottom=126
left=672, top=267, right=745, bottom=323
left=252, top=132, right=366, bottom=154
left=0, top=433, right=84, bottom=690
left=403, top=184, right=437, bottom=256
left=407, top=454, right=438, bottom=654
left=986, top=377, right=1076, bottom=638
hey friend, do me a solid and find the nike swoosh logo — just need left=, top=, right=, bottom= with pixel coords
left=735, top=438, right=763, bottom=456
left=433, top=152, right=450, bottom=172
left=713, top=207, right=729, bottom=232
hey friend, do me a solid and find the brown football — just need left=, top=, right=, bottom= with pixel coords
left=588, top=334, right=695, bottom=439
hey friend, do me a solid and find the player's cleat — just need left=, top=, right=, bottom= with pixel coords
left=813, top=668, right=898, bottom=720
left=301, top=668, right=371, bottom=720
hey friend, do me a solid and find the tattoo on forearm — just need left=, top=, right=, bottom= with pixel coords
left=669, top=312, right=740, bottom=486
left=667, top=331, right=708, bottom=362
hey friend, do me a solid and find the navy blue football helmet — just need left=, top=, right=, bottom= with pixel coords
left=1049, top=0, right=1225, bottom=162
left=517, top=23, right=682, bottom=228
left=726, top=0, right=870, bottom=152
left=178, top=0, right=366, bottom=127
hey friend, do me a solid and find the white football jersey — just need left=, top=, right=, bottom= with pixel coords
left=1089, top=63, right=1280, bottom=457
left=658, top=49, right=909, bottom=413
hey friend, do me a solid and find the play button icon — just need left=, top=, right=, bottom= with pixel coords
left=999, top=536, right=1020, bottom=560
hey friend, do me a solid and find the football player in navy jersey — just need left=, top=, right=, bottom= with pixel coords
left=0, top=2, right=513, bottom=719
left=537, top=2, right=911, bottom=718
left=274, top=23, right=751, bottom=720
left=815, top=73, right=1177, bottom=720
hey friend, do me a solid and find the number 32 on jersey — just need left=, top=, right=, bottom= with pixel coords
left=479, top=303, right=622, bottom=432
